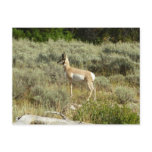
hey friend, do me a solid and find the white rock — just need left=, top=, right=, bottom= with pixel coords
left=70, top=105, right=76, bottom=110
left=14, top=115, right=84, bottom=125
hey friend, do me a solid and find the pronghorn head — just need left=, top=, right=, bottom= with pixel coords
left=57, top=53, right=69, bottom=66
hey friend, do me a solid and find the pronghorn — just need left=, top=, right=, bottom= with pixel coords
left=57, top=53, right=96, bottom=101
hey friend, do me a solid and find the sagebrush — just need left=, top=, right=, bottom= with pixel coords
left=13, top=38, right=140, bottom=124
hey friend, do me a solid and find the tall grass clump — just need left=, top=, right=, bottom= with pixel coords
left=115, top=86, right=136, bottom=104
left=73, top=101, right=139, bottom=124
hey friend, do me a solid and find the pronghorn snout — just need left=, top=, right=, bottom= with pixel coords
left=57, top=58, right=63, bottom=64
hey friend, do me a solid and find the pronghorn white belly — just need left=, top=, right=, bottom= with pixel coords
left=71, top=73, right=85, bottom=81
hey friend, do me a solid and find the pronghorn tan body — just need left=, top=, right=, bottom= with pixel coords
left=58, top=53, right=96, bottom=101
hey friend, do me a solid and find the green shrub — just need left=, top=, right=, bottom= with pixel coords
left=13, top=29, right=25, bottom=40
left=95, top=76, right=111, bottom=91
left=13, top=69, right=27, bottom=99
left=109, top=74, right=125, bottom=84
left=13, top=28, right=139, bottom=43
left=115, top=86, right=136, bottom=104
left=13, top=38, right=139, bottom=77
left=37, top=53, right=51, bottom=63
left=37, top=50, right=60, bottom=64
left=41, top=62, right=66, bottom=85
left=109, top=55, right=135, bottom=75
left=13, top=68, right=48, bottom=99
left=30, top=85, right=69, bottom=110
left=13, top=68, right=40, bottom=99
left=125, top=74, right=140, bottom=86
left=102, top=42, right=139, bottom=62
left=73, top=101, right=139, bottom=124
left=13, top=28, right=74, bottom=42
left=99, top=52, right=137, bottom=75
left=69, top=54, right=84, bottom=68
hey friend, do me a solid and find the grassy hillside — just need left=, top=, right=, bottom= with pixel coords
left=13, top=38, right=140, bottom=124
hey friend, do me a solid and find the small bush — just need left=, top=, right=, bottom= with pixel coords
left=42, top=62, right=66, bottom=85
left=30, top=85, right=69, bottom=111
left=13, top=69, right=27, bottom=99
left=102, top=42, right=139, bottom=62
left=109, top=55, right=135, bottom=75
left=69, top=54, right=84, bottom=68
left=109, top=74, right=125, bottom=84
left=37, top=53, right=51, bottom=63
left=13, top=68, right=48, bottom=99
left=73, top=101, right=139, bottom=124
left=115, top=86, right=136, bottom=104
left=125, top=74, right=140, bottom=86
left=99, top=52, right=137, bottom=75
left=13, top=29, right=25, bottom=40
left=95, top=76, right=111, bottom=91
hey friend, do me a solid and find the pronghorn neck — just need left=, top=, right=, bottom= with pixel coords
left=64, top=57, right=70, bottom=71
left=64, top=64, right=70, bottom=71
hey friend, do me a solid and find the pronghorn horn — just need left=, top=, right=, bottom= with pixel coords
left=57, top=53, right=66, bottom=63
left=62, top=53, right=66, bottom=59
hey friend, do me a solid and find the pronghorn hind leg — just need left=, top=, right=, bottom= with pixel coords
left=91, top=82, right=96, bottom=101
left=87, top=82, right=96, bottom=101
left=87, top=82, right=93, bottom=101
left=94, top=86, right=96, bottom=101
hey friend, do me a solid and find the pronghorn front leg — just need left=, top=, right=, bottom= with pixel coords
left=70, top=81, right=73, bottom=97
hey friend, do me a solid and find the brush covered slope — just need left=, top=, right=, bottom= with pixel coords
left=13, top=39, right=140, bottom=124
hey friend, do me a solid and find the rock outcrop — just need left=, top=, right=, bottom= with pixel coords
left=14, top=115, right=84, bottom=125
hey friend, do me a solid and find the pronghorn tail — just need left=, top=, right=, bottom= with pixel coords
left=91, top=72, right=95, bottom=81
